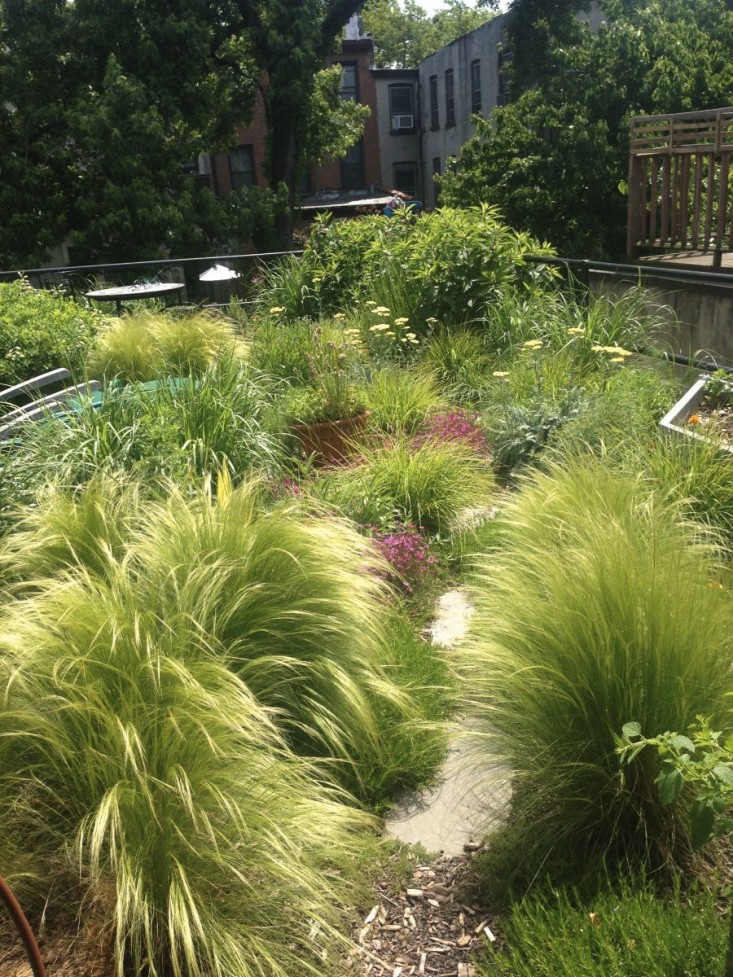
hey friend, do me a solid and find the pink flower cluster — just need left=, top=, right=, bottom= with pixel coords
left=372, top=523, right=438, bottom=595
left=414, top=410, right=489, bottom=453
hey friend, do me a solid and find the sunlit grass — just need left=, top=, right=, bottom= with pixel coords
left=458, top=457, right=733, bottom=873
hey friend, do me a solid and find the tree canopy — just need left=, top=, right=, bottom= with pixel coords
left=362, top=0, right=496, bottom=69
left=440, top=0, right=733, bottom=259
left=0, top=0, right=368, bottom=264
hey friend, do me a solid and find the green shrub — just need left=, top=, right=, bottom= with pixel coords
left=87, top=309, right=240, bottom=382
left=485, top=876, right=725, bottom=977
left=458, top=458, right=733, bottom=873
left=128, top=477, right=403, bottom=760
left=546, top=365, right=678, bottom=463
left=261, top=207, right=556, bottom=328
left=0, top=567, right=375, bottom=977
left=0, top=278, right=101, bottom=384
left=246, top=316, right=318, bottom=385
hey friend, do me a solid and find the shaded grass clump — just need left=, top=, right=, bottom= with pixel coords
left=484, top=874, right=725, bottom=977
left=458, top=458, right=733, bottom=874
left=364, top=367, right=446, bottom=435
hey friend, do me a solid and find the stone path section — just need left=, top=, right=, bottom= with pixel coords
left=385, top=590, right=510, bottom=855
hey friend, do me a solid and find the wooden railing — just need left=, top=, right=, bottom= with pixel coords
left=627, top=107, right=733, bottom=265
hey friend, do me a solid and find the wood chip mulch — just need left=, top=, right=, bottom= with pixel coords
left=343, top=843, right=497, bottom=977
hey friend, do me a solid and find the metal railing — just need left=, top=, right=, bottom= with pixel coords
left=0, top=249, right=304, bottom=306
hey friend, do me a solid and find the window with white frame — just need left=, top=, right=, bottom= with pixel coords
left=389, top=84, right=415, bottom=132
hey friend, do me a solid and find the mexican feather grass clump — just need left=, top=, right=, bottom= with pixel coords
left=458, top=458, right=733, bottom=873
left=0, top=475, right=406, bottom=976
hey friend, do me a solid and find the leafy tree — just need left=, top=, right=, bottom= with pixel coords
left=440, top=0, right=733, bottom=258
left=362, top=0, right=496, bottom=69
left=0, top=0, right=369, bottom=262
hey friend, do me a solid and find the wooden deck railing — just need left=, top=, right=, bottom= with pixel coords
left=627, top=107, right=733, bottom=265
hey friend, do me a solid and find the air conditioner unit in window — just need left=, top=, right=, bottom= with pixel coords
left=392, top=114, right=414, bottom=131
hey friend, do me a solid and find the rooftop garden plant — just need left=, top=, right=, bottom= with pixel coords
left=0, top=277, right=101, bottom=385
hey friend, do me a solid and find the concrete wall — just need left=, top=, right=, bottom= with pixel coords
left=592, top=273, right=733, bottom=368
left=373, top=70, right=420, bottom=194
left=418, top=16, right=506, bottom=208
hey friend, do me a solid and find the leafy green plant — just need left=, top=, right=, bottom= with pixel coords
left=127, top=476, right=403, bottom=760
left=419, top=328, right=494, bottom=404
left=266, top=207, right=556, bottom=328
left=247, top=316, right=317, bottom=385
left=484, top=875, right=725, bottom=977
left=349, top=608, right=454, bottom=809
left=0, top=278, right=101, bottom=384
left=457, top=458, right=733, bottom=873
left=485, top=390, right=584, bottom=474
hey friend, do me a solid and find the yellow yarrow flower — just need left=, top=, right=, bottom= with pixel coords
left=373, top=306, right=391, bottom=315
left=269, top=306, right=285, bottom=314
left=492, top=370, right=510, bottom=377
left=523, top=339, right=544, bottom=350
left=394, top=317, right=409, bottom=325
left=567, top=327, right=585, bottom=336
left=370, top=323, right=391, bottom=332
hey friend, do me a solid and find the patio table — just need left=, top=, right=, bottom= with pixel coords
left=84, top=281, right=185, bottom=314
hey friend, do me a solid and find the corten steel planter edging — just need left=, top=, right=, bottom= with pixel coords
left=291, top=411, right=371, bottom=464
left=659, top=377, right=733, bottom=454
left=0, top=876, right=47, bottom=977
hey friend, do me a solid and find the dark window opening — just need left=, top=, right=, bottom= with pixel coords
left=229, top=145, right=255, bottom=190
left=341, top=140, right=364, bottom=189
left=340, top=62, right=359, bottom=101
left=393, top=161, right=417, bottom=197
left=389, top=84, right=415, bottom=132
left=445, top=69, right=455, bottom=128
left=429, top=75, right=439, bottom=130
left=471, top=59, right=481, bottom=116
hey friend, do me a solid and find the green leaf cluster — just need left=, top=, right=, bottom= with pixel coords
left=0, top=278, right=101, bottom=385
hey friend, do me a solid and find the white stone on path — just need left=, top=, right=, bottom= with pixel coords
left=385, top=589, right=510, bottom=855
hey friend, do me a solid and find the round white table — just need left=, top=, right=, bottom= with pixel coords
left=85, top=281, right=185, bottom=314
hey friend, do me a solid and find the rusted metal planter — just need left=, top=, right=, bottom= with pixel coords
left=291, top=411, right=370, bottom=464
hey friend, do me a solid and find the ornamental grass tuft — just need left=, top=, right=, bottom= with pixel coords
left=0, top=571, right=374, bottom=977
left=458, top=457, right=733, bottom=874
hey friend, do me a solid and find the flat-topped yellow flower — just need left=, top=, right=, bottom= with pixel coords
left=567, top=326, right=585, bottom=336
left=365, top=300, right=377, bottom=306
left=370, top=323, right=391, bottom=332
left=592, top=344, right=633, bottom=356
left=394, top=317, right=409, bottom=325
left=522, top=339, right=543, bottom=350
left=333, top=312, right=345, bottom=320
left=269, top=306, right=285, bottom=314
left=373, top=306, right=391, bottom=315
left=492, top=370, right=509, bottom=377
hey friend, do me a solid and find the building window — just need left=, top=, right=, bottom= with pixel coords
left=393, top=161, right=417, bottom=197
left=470, top=59, right=481, bottom=116
left=229, top=145, right=255, bottom=190
left=445, top=69, right=455, bottom=128
left=340, top=62, right=359, bottom=101
left=429, top=74, right=439, bottom=130
left=341, top=140, right=364, bottom=190
left=389, top=84, right=415, bottom=132
left=498, top=47, right=511, bottom=107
